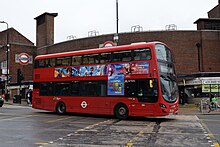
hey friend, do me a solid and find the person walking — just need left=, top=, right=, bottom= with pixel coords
left=208, top=93, right=219, bottom=113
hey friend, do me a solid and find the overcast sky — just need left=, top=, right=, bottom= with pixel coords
left=0, top=0, right=218, bottom=45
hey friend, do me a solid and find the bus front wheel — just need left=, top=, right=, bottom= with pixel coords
left=56, top=102, right=66, bottom=114
left=114, top=103, right=129, bottom=119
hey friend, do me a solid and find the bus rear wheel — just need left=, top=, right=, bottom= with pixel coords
left=56, top=102, right=66, bottom=114
left=114, top=104, right=128, bottom=119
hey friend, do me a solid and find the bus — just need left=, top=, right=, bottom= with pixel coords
left=33, top=41, right=179, bottom=119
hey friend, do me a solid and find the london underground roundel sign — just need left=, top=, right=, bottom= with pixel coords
left=18, top=53, right=30, bottom=65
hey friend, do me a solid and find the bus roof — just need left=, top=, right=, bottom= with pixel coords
left=35, top=41, right=164, bottom=60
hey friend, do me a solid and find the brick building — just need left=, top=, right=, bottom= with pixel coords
left=0, top=2, right=220, bottom=100
left=0, top=28, right=36, bottom=98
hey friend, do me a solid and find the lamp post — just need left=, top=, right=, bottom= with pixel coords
left=114, top=0, right=119, bottom=45
left=0, top=21, right=9, bottom=96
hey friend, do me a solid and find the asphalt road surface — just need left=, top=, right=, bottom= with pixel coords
left=0, top=104, right=218, bottom=147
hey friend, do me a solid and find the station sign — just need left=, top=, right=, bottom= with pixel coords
left=15, top=53, right=33, bottom=65
left=99, top=41, right=116, bottom=48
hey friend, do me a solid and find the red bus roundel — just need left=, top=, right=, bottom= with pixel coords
left=18, top=53, right=30, bottom=65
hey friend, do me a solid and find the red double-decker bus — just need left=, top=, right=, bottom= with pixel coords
left=33, top=41, right=179, bottom=119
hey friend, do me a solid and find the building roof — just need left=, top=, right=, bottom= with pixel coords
left=194, top=18, right=220, bottom=24
left=34, top=12, right=58, bottom=20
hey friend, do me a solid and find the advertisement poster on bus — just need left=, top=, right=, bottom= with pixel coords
left=54, top=62, right=149, bottom=78
left=107, top=74, right=124, bottom=95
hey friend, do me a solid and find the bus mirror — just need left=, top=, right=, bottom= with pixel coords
left=150, top=80, right=153, bottom=88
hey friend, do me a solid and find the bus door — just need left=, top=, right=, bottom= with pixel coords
left=125, top=79, right=158, bottom=115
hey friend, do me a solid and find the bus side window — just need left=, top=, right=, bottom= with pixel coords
left=70, top=81, right=80, bottom=96
left=56, top=57, right=71, bottom=66
left=88, top=54, right=100, bottom=64
left=122, top=50, right=132, bottom=62
left=72, top=56, right=82, bottom=66
left=136, top=79, right=158, bottom=103
left=125, top=80, right=136, bottom=96
left=62, top=57, right=71, bottom=66
left=39, top=82, right=54, bottom=96
left=56, top=58, right=62, bottom=66
left=92, top=54, right=100, bottom=64
left=49, top=58, right=55, bottom=67
left=83, top=55, right=89, bottom=64
left=55, top=83, right=70, bottom=96
left=100, top=52, right=112, bottom=63
left=80, top=81, right=96, bottom=96
left=38, top=60, right=45, bottom=68
left=112, top=51, right=122, bottom=62
left=134, top=48, right=151, bottom=60
left=45, top=59, right=51, bottom=67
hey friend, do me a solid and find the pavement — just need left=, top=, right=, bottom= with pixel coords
left=4, top=98, right=30, bottom=106
left=178, top=104, right=220, bottom=115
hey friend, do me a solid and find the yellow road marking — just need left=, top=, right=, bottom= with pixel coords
left=34, top=142, right=48, bottom=145
left=214, top=143, right=220, bottom=147
left=45, top=116, right=73, bottom=123
left=125, top=130, right=145, bottom=147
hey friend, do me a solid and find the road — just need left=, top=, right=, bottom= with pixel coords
left=0, top=104, right=218, bottom=147
left=198, top=114, right=220, bottom=146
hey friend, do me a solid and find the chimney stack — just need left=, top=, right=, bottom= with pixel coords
left=34, top=12, right=58, bottom=48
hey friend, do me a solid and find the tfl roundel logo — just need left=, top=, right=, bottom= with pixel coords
left=18, top=53, right=30, bottom=65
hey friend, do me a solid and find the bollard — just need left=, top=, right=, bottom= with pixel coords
left=200, top=99, right=203, bottom=113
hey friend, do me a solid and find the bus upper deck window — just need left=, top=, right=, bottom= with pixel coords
left=88, top=54, right=99, bottom=64
left=38, top=60, right=45, bottom=68
left=49, top=58, right=55, bottom=67
left=56, top=57, right=71, bottom=66
left=100, top=52, right=111, bottom=63
left=121, top=51, right=132, bottom=62
left=134, top=48, right=151, bottom=60
left=112, top=51, right=123, bottom=62
left=72, top=56, right=82, bottom=66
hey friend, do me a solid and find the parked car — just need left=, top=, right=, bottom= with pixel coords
left=0, top=96, right=4, bottom=107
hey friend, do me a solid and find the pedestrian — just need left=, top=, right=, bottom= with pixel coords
left=5, top=91, right=9, bottom=102
left=208, top=93, right=219, bottom=112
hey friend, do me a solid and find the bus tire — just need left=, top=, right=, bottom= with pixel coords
left=56, top=102, right=66, bottom=114
left=114, top=103, right=129, bottom=119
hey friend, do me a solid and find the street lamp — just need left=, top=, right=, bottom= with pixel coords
left=115, top=0, right=119, bottom=45
left=0, top=21, right=9, bottom=96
